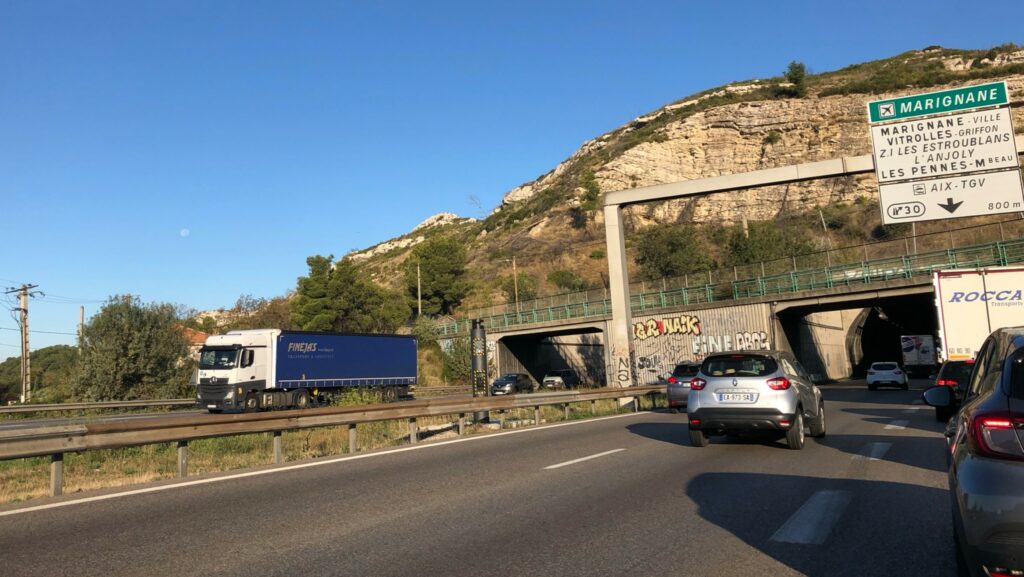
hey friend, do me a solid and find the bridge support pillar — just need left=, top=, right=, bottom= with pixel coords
left=604, top=204, right=636, bottom=389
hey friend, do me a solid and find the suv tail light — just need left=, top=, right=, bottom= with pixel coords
left=690, top=377, right=707, bottom=391
left=767, top=377, right=790, bottom=390
left=968, top=410, right=1024, bottom=461
left=667, top=376, right=678, bottom=384
left=936, top=379, right=958, bottom=387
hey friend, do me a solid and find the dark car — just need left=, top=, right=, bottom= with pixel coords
left=932, top=359, right=976, bottom=421
left=491, top=373, right=533, bottom=395
left=922, top=327, right=1024, bottom=576
left=666, top=362, right=700, bottom=411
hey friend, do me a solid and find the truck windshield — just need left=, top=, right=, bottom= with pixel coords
left=199, top=349, right=238, bottom=370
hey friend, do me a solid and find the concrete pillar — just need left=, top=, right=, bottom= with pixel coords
left=178, top=440, right=189, bottom=477
left=50, top=453, right=63, bottom=497
left=348, top=424, right=357, bottom=453
left=604, top=204, right=635, bottom=388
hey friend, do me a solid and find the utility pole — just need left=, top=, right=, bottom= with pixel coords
left=5, top=284, right=40, bottom=403
left=512, top=256, right=520, bottom=314
left=79, top=306, right=85, bottom=353
left=416, top=262, right=422, bottom=317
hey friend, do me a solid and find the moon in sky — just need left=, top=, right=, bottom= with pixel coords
left=180, top=228, right=190, bottom=238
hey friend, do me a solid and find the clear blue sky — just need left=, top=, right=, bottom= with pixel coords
left=2, top=0, right=1023, bottom=358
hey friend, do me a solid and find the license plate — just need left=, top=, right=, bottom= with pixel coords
left=207, top=404, right=217, bottom=408
left=718, top=393, right=756, bottom=403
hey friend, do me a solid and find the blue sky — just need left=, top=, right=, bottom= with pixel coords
left=2, top=0, right=1023, bottom=358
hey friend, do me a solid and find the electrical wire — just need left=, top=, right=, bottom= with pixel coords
left=0, top=327, right=78, bottom=336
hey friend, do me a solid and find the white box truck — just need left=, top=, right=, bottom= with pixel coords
left=933, top=267, right=1024, bottom=361
left=900, top=335, right=936, bottom=376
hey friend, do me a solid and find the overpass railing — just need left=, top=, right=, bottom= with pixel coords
left=437, top=218, right=1024, bottom=336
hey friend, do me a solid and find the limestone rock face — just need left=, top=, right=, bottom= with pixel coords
left=499, top=69, right=1024, bottom=226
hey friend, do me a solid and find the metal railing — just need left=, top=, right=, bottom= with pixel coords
left=0, top=385, right=664, bottom=497
left=0, top=399, right=197, bottom=415
left=437, top=218, right=1024, bottom=336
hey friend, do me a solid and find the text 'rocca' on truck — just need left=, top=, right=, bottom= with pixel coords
left=195, top=329, right=417, bottom=412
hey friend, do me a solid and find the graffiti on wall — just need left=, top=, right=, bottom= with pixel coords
left=690, top=331, right=770, bottom=356
left=633, top=315, right=702, bottom=340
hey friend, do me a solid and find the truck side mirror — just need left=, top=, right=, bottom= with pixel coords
left=241, top=349, right=254, bottom=368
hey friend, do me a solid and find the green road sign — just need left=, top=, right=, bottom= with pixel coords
left=868, top=82, right=1008, bottom=123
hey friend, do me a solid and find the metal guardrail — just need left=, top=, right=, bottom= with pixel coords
left=0, top=399, right=197, bottom=415
left=437, top=225, right=1024, bottom=336
left=0, top=385, right=665, bottom=498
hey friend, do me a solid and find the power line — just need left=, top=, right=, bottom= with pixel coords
left=0, top=326, right=78, bottom=336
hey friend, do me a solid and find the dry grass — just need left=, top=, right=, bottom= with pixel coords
left=0, top=396, right=660, bottom=504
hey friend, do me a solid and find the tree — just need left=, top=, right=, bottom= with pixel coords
left=775, top=61, right=807, bottom=98
left=634, top=224, right=712, bottom=280
left=547, top=270, right=589, bottom=293
left=0, top=345, right=78, bottom=404
left=403, top=236, right=469, bottom=316
left=221, top=294, right=294, bottom=331
left=726, top=220, right=815, bottom=265
left=76, top=295, right=195, bottom=400
left=441, top=337, right=471, bottom=384
left=291, top=255, right=410, bottom=333
left=501, top=272, right=538, bottom=305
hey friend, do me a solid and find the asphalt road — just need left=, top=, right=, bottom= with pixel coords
left=0, top=379, right=952, bottom=577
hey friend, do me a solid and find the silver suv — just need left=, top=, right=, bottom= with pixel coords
left=687, top=351, right=826, bottom=450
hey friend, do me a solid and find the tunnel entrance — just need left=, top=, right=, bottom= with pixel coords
left=495, top=328, right=605, bottom=388
left=777, top=291, right=938, bottom=381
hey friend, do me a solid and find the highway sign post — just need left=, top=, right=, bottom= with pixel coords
left=867, top=81, right=1023, bottom=224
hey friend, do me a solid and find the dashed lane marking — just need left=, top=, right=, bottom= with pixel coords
left=853, top=442, right=892, bottom=461
left=770, top=490, right=853, bottom=545
left=885, top=420, right=909, bottom=430
left=544, top=448, right=626, bottom=470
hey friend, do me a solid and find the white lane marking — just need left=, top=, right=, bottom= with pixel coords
left=544, top=448, right=625, bottom=470
left=853, top=442, right=892, bottom=461
left=0, top=411, right=654, bottom=518
left=902, top=407, right=925, bottom=414
left=885, top=420, right=909, bottom=430
left=770, top=490, right=853, bottom=545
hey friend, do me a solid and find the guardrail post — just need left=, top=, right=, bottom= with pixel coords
left=272, top=432, right=282, bottom=464
left=591, top=400, right=597, bottom=415
left=177, top=440, right=189, bottom=477
left=563, top=404, right=570, bottom=420
left=499, top=411, right=506, bottom=429
left=633, top=396, right=640, bottom=412
left=408, top=418, right=418, bottom=444
left=458, top=413, right=466, bottom=435
left=50, top=453, right=64, bottom=496
left=534, top=406, right=540, bottom=426
left=348, top=424, right=357, bottom=453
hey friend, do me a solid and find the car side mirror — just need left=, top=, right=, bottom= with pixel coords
left=922, top=385, right=953, bottom=408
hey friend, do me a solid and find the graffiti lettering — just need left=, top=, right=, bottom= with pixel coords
left=633, top=315, right=702, bottom=340
left=735, top=331, right=770, bottom=351
left=637, top=355, right=660, bottom=369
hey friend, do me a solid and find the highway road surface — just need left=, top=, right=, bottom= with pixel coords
left=0, top=380, right=953, bottom=577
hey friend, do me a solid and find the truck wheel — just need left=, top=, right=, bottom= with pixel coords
left=294, top=389, right=311, bottom=409
left=383, top=387, right=397, bottom=402
left=243, top=394, right=259, bottom=412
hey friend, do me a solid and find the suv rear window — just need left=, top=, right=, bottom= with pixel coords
left=873, top=363, right=898, bottom=371
left=672, top=364, right=699, bottom=378
left=701, top=355, right=778, bottom=377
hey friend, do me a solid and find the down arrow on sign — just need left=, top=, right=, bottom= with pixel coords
left=938, top=198, right=964, bottom=214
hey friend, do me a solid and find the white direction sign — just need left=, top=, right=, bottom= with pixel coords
left=868, top=82, right=1024, bottom=224
left=880, top=169, right=1024, bottom=223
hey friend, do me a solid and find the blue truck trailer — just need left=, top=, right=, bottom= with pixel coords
left=195, top=329, right=417, bottom=412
